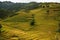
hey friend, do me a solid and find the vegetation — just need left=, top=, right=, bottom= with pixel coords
left=0, top=2, right=60, bottom=40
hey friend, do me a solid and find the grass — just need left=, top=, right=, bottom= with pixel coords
left=1, top=5, right=60, bottom=40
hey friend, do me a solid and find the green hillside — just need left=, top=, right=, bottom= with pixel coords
left=3, top=11, right=32, bottom=22
left=1, top=3, right=60, bottom=40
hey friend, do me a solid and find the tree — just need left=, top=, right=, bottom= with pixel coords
left=30, top=14, right=35, bottom=26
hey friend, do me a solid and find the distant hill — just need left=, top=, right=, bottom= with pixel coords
left=0, top=1, right=40, bottom=11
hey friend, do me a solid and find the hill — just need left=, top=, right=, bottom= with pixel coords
left=1, top=3, right=60, bottom=40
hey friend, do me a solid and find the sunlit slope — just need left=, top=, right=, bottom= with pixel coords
left=29, top=8, right=59, bottom=32
left=3, top=7, right=59, bottom=32
left=3, top=11, right=32, bottom=22
left=1, top=3, right=60, bottom=40
left=2, top=11, right=33, bottom=30
left=1, top=22, right=58, bottom=40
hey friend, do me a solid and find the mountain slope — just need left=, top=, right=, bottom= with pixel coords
left=1, top=3, right=60, bottom=40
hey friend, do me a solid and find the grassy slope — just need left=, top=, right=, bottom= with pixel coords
left=1, top=4, right=60, bottom=40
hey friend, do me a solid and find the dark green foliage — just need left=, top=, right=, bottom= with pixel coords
left=0, top=24, right=2, bottom=28
left=42, top=6, right=45, bottom=8
left=0, top=24, right=2, bottom=33
left=0, top=9, right=8, bottom=19
left=30, top=19, right=35, bottom=26
left=0, top=9, right=17, bottom=19
left=30, top=14, right=35, bottom=26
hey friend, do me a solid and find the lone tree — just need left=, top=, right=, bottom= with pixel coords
left=30, top=14, right=35, bottom=26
